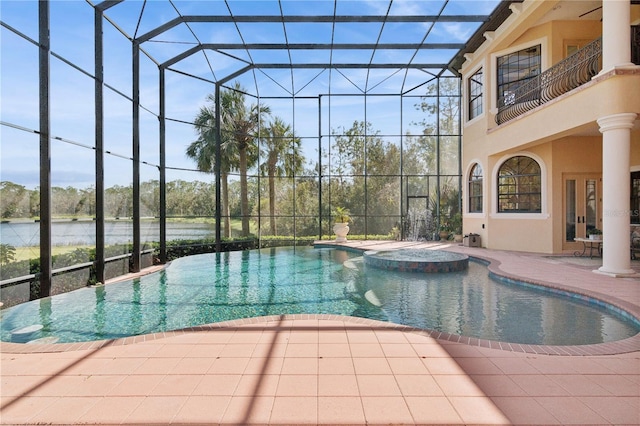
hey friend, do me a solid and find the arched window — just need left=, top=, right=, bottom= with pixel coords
left=468, top=163, right=483, bottom=213
left=497, top=156, right=541, bottom=213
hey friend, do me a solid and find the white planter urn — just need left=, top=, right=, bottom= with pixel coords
left=333, top=223, right=350, bottom=242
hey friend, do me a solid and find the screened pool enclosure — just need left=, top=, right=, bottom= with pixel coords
left=0, top=0, right=515, bottom=306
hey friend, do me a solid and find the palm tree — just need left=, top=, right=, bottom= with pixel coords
left=187, top=82, right=271, bottom=238
left=223, top=83, right=271, bottom=236
left=260, top=116, right=304, bottom=235
left=186, top=93, right=237, bottom=238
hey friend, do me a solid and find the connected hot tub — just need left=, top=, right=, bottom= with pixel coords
left=363, top=248, right=469, bottom=273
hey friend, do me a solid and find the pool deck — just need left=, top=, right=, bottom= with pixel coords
left=1, top=241, right=639, bottom=425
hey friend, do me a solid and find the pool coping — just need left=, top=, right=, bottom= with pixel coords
left=2, top=243, right=639, bottom=356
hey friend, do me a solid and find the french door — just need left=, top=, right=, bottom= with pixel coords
left=564, top=174, right=602, bottom=249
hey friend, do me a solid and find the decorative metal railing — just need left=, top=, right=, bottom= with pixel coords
left=496, top=37, right=602, bottom=125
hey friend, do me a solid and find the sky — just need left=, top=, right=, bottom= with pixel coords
left=0, top=0, right=500, bottom=189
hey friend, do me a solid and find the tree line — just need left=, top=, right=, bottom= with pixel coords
left=0, top=79, right=461, bottom=239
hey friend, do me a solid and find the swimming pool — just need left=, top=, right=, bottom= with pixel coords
left=1, top=246, right=638, bottom=345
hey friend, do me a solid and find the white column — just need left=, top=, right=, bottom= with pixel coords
left=597, top=113, right=637, bottom=277
left=601, top=0, right=634, bottom=73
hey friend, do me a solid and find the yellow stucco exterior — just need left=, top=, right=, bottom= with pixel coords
left=460, top=0, right=640, bottom=255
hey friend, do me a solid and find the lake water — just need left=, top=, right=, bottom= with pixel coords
left=0, top=221, right=215, bottom=247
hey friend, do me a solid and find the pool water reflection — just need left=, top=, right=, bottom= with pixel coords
left=1, top=246, right=638, bottom=344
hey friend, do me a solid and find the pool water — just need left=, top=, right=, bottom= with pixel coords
left=1, top=246, right=638, bottom=345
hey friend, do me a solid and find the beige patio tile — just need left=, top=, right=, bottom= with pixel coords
left=490, top=396, right=561, bottom=425
left=318, top=374, right=360, bottom=396
left=251, top=342, right=287, bottom=357
left=491, top=357, right=541, bottom=374
left=0, top=396, right=58, bottom=424
left=550, top=374, right=612, bottom=396
left=276, top=374, right=318, bottom=396
left=152, top=374, right=202, bottom=396
left=318, top=342, right=352, bottom=357
left=270, top=396, right=317, bottom=424
left=349, top=343, right=386, bottom=357
left=98, top=356, right=147, bottom=374
left=578, top=396, right=640, bottom=425
left=405, top=396, right=463, bottom=424
left=432, top=374, right=486, bottom=397
left=318, top=356, right=355, bottom=375
left=395, top=374, right=444, bottom=396
left=318, top=396, right=366, bottom=424
left=27, top=396, right=97, bottom=424
left=456, top=356, right=505, bottom=375
left=27, top=375, right=88, bottom=397
left=65, top=374, right=125, bottom=397
left=534, top=396, right=608, bottom=424
left=346, top=329, right=378, bottom=343
left=374, top=329, right=409, bottom=343
left=196, top=331, right=234, bottom=344
left=592, top=374, right=640, bottom=396
left=356, top=374, right=402, bottom=396
left=287, top=330, right=318, bottom=344
left=208, top=356, right=250, bottom=374
left=192, top=374, right=241, bottom=396
left=123, top=396, right=188, bottom=424
left=360, top=396, right=413, bottom=424
left=284, top=343, right=318, bottom=357
left=259, top=330, right=291, bottom=344
left=469, top=374, right=528, bottom=397
left=234, top=373, right=280, bottom=396
left=448, top=396, right=511, bottom=425
left=152, top=343, right=194, bottom=358
left=281, top=356, right=318, bottom=374
left=411, top=343, right=450, bottom=358
left=77, top=396, right=144, bottom=424
left=386, top=357, right=430, bottom=375
left=243, top=355, right=284, bottom=374
left=421, top=356, right=465, bottom=374
left=109, top=374, right=164, bottom=396
left=380, top=343, right=418, bottom=357
left=318, top=330, right=349, bottom=344
left=228, top=330, right=264, bottom=344
left=133, top=356, right=181, bottom=374
left=171, top=356, right=215, bottom=375
left=1, top=375, right=51, bottom=397
left=593, top=357, right=640, bottom=374
left=218, top=342, right=256, bottom=358
left=510, top=374, right=572, bottom=396
left=352, top=357, right=392, bottom=375
left=172, top=395, right=231, bottom=424
left=56, top=356, right=112, bottom=375
left=184, top=343, right=225, bottom=358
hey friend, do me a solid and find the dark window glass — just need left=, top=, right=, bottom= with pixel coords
left=631, top=171, right=640, bottom=224
left=497, top=156, right=541, bottom=213
left=468, top=163, right=483, bottom=213
left=468, top=68, right=483, bottom=120
left=497, top=45, right=541, bottom=105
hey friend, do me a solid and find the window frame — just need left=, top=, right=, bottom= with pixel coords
left=496, top=155, right=542, bottom=214
left=468, top=67, right=484, bottom=121
left=468, top=162, right=483, bottom=213
left=489, top=38, right=547, bottom=116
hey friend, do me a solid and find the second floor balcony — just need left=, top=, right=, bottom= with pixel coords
left=496, top=37, right=603, bottom=125
left=496, top=24, right=640, bottom=126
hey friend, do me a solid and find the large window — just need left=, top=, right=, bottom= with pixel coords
left=468, top=68, right=483, bottom=120
left=497, top=45, right=541, bottom=105
left=468, top=163, right=483, bottom=213
left=497, top=156, right=541, bottom=213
